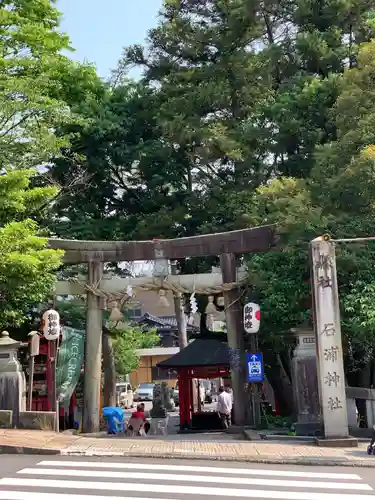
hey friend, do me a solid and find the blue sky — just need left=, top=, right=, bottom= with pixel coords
left=57, top=0, right=163, bottom=79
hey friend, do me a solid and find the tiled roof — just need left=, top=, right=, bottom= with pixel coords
left=137, top=313, right=167, bottom=326
left=158, top=315, right=197, bottom=328
left=137, top=313, right=198, bottom=331
left=157, top=339, right=229, bottom=369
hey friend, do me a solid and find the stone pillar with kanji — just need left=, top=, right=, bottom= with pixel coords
left=310, top=236, right=357, bottom=446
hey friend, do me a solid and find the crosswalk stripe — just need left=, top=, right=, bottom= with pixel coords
left=36, top=461, right=363, bottom=480
left=0, top=478, right=375, bottom=500
left=0, top=494, right=175, bottom=500
left=16, top=468, right=373, bottom=491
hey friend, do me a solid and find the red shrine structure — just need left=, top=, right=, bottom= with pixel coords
left=157, top=339, right=231, bottom=430
left=19, top=334, right=81, bottom=430
left=18, top=334, right=57, bottom=412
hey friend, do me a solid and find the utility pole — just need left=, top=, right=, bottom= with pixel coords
left=171, top=261, right=188, bottom=349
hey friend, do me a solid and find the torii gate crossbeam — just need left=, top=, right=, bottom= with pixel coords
left=48, top=226, right=275, bottom=263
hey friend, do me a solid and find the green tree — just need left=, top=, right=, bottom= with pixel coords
left=0, top=0, right=103, bottom=173
left=1, top=0, right=65, bottom=167
left=112, top=324, right=160, bottom=376
left=119, top=0, right=375, bottom=235
left=0, top=169, right=63, bottom=328
left=0, top=0, right=104, bottom=329
left=45, top=0, right=375, bottom=248
left=120, top=0, right=271, bottom=235
left=48, top=0, right=374, bottom=268
left=102, top=322, right=159, bottom=406
left=45, top=83, right=201, bottom=245
left=311, top=39, right=375, bottom=387
left=237, top=40, right=375, bottom=404
left=57, top=298, right=86, bottom=330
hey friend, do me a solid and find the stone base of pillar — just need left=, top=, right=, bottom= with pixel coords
left=295, top=421, right=322, bottom=437
left=226, top=424, right=245, bottom=434
left=315, top=436, right=358, bottom=447
left=243, top=428, right=262, bottom=440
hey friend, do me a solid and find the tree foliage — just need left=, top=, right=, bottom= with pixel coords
left=27, top=0, right=375, bottom=399
left=112, top=325, right=160, bottom=376
left=242, top=39, right=375, bottom=386
left=0, top=169, right=63, bottom=328
left=0, top=0, right=104, bottom=329
left=0, top=0, right=101, bottom=170
left=48, top=0, right=375, bottom=249
left=45, top=84, right=195, bottom=241
left=118, top=0, right=375, bottom=233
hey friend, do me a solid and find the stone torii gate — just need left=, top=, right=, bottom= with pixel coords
left=49, top=226, right=275, bottom=433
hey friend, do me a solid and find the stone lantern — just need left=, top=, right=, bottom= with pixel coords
left=0, top=331, right=26, bottom=426
left=291, top=325, right=321, bottom=436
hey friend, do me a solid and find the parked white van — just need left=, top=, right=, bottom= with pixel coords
left=116, top=382, right=134, bottom=409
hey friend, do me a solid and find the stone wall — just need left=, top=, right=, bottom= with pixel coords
left=0, top=410, right=12, bottom=428
left=346, top=386, right=375, bottom=437
left=18, top=411, right=56, bottom=431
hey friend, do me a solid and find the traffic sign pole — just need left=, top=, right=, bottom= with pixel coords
left=243, top=302, right=262, bottom=426
left=251, top=348, right=260, bottom=429
left=254, top=350, right=262, bottom=428
left=247, top=349, right=262, bottom=428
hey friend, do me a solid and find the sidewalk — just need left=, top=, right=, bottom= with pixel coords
left=0, top=429, right=374, bottom=467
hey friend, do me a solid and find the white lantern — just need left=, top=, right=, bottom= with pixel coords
left=243, top=302, right=260, bottom=334
left=42, top=309, right=60, bottom=340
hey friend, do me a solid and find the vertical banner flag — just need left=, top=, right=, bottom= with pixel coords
left=56, top=327, right=85, bottom=407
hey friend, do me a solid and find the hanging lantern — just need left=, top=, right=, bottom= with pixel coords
left=42, top=309, right=60, bottom=341
left=205, top=295, right=217, bottom=315
left=109, top=302, right=123, bottom=322
left=158, top=289, right=170, bottom=308
left=217, top=296, right=225, bottom=307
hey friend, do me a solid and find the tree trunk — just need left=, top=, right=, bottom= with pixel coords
left=102, top=331, right=116, bottom=407
left=276, top=353, right=296, bottom=418
left=265, top=352, right=295, bottom=417
left=360, top=360, right=371, bottom=388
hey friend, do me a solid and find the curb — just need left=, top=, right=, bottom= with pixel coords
left=2, top=444, right=375, bottom=467
left=0, top=445, right=60, bottom=455
left=60, top=450, right=375, bottom=467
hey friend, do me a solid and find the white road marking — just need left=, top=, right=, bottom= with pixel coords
left=37, top=461, right=362, bottom=480
left=17, top=468, right=372, bottom=491
left=1, top=478, right=375, bottom=500
left=0, top=494, right=174, bottom=500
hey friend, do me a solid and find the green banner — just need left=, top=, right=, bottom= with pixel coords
left=56, top=327, right=85, bottom=408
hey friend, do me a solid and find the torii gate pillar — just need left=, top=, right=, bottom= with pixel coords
left=83, top=261, right=103, bottom=433
left=220, top=253, right=245, bottom=426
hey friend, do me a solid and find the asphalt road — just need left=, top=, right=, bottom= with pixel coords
left=0, top=455, right=374, bottom=500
